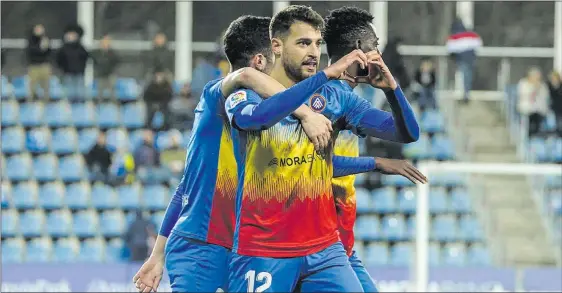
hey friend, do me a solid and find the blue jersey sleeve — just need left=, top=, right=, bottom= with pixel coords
left=342, top=86, right=420, bottom=143
left=332, top=155, right=376, bottom=178
left=225, top=71, right=329, bottom=131
left=158, top=189, right=183, bottom=237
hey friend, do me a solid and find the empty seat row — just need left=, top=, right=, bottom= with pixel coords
left=355, top=214, right=484, bottom=242
left=2, top=126, right=190, bottom=155
left=2, top=237, right=128, bottom=263
left=402, top=134, right=456, bottom=160
left=2, top=100, right=147, bottom=129
left=2, top=209, right=164, bottom=238
left=2, top=182, right=171, bottom=211
left=356, top=187, right=472, bottom=214
left=528, top=137, right=562, bottom=163
left=3, top=154, right=84, bottom=182
left=354, top=242, right=491, bottom=266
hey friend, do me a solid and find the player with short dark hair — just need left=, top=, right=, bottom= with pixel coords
left=132, top=15, right=340, bottom=293
left=226, top=5, right=422, bottom=292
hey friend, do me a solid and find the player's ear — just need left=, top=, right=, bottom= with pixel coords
left=253, top=54, right=267, bottom=71
left=271, top=38, right=282, bottom=56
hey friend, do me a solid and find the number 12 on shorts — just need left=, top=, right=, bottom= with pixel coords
left=245, top=270, right=272, bottom=292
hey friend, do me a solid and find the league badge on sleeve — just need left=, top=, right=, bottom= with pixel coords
left=229, top=90, right=248, bottom=108
left=309, top=94, right=327, bottom=113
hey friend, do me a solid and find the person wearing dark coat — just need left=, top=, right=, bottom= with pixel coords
left=26, top=24, right=52, bottom=100
left=56, top=23, right=90, bottom=99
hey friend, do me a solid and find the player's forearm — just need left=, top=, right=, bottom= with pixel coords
left=158, top=194, right=183, bottom=237
left=332, top=155, right=376, bottom=177
left=383, top=86, right=420, bottom=142
left=234, top=71, right=329, bottom=130
left=221, top=67, right=284, bottom=98
left=149, top=235, right=168, bottom=259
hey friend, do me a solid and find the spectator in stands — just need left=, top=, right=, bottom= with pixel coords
left=134, top=130, right=160, bottom=169
left=548, top=71, right=562, bottom=137
left=170, top=82, right=197, bottom=125
left=160, top=130, right=185, bottom=176
left=92, top=35, right=119, bottom=99
left=85, top=132, right=112, bottom=182
left=56, top=24, right=90, bottom=100
left=447, top=18, right=482, bottom=104
left=414, top=57, right=437, bottom=110
left=517, top=67, right=550, bottom=137
left=111, top=147, right=135, bottom=185
left=147, top=33, right=172, bottom=77
left=125, top=210, right=155, bottom=261
left=143, top=71, right=173, bottom=130
left=26, top=24, right=52, bottom=101
left=382, top=37, right=410, bottom=90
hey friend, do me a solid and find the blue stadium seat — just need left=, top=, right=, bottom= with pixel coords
left=1, top=75, right=13, bottom=98
left=441, top=243, right=466, bottom=266
left=355, top=215, right=381, bottom=241
left=138, top=166, right=171, bottom=185
left=128, top=129, right=145, bottom=151
left=6, top=154, right=33, bottom=181
left=19, top=210, right=45, bottom=237
left=2, top=181, right=12, bottom=209
left=25, top=238, right=53, bottom=262
left=106, top=238, right=125, bottom=262
left=549, top=190, right=562, bottom=215
left=431, top=172, right=465, bottom=187
left=397, top=189, right=416, bottom=214
left=551, top=138, right=562, bottom=162
left=96, top=103, right=121, bottom=128
left=150, top=211, right=166, bottom=230
left=529, top=137, right=549, bottom=162
left=355, top=173, right=367, bottom=186
left=122, top=102, right=146, bottom=129
left=406, top=216, right=415, bottom=239
left=402, top=134, right=431, bottom=160
left=466, top=243, right=491, bottom=265
left=52, top=238, right=79, bottom=262
left=381, top=215, right=406, bottom=241
left=2, top=238, right=25, bottom=263
left=421, top=110, right=445, bottom=133
left=364, top=242, right=389, bottom=266
left=12, top=76, right=30, bottom=99
left=38, top=181, right=65, bottom=209
left=429, top=188, right=449, bottom=213
left=117, top=184, right=141, bottom=210
left=65, top=182, right=91, bottom=210
left=1, top=99, right=19, bottom=126
left=450, top=188, right=471, bottom=213
left=372, top=188, right=396, bottom=213
left=71, top=102, right=96, bottom=128
left=458, top=215, right=484, bottom=241
left=91, top=183, right=118, bottom=210
left=429, top=242, right=441, bottom=266
left=72, top=210, right=98, bottom=237
left=546, top=175, right=562, bottom=189
left=431, top=214, right=457, bottom=241
left=52, top=128, right=78, bottom=155
left=45, top=101, right=72, bottom=127
left=12, top=181, right=38, bottom=209
left=431, top=135, right=455, bottom=160
left=78, top=128, right=100, bottom=153
left=353, top=242, right=364, bottom=260
left=355, top=187, right=372, bottom=213
left=58, top=155, right=85, bottom=182
left=182, top=130, right=192, bottom=148
left=49, top=76, right=65, bottom=100
left=78, top=238, right=106, bottom=262
left=142, top=184, right=169, bottom=210
left=26, top=127, right=51, bottom=154
left=381, top=174, right=415, bottom=187
left=99, top=210, right=126, bottom=237
left=33, top=154, right=58, bottom=181
left=46, top=209, right=72, bottom=238
left=2, top=127, right=25, bottom=154
left=106, top=128, right=129, bottom=152
left=19, top=102, right=45, bottom=127
left=172, top=80, right=183, bottom=96
left=389, top=243, right=412, bottom=266
left=2, top=209, right=18, bottom=237
left=542, top=113, right=557, bottom=132
left=115, top=78, right=140, bottom=102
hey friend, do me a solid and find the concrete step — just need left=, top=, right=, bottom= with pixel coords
left=466, top=126, right=511, bottom=143
left=492, top=207, right=543, bottom=235
left=472, top=144, right=517, bottom=154
left=472, top=152, right=520, bottom=163
left=502, top=236, right=556, bottom=265
left=482, top=189, right=534, bottom=208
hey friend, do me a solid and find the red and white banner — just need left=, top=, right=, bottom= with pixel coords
left=446, top=31, right=482, bottom=54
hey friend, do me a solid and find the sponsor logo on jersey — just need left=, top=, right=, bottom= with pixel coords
left=268, top=151, right=325, bottom=167
left=309, top=94, right=327, bottom=112
left=229, top=90, right=247, bottom=108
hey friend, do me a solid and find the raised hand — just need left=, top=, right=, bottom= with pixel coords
left=375, top=157, right=428, bottom=184
left=323, top=49, right=369, bottom=81
left=356, top=51, right=398, bottom=91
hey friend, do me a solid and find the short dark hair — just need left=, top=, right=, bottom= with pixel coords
left=223, top=15, right=272, bottom=70
left=324, top=6, right=377, bottom=59
left=270, top=5, right=325, bottom=40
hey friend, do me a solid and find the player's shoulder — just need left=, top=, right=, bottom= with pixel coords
left=224, top=88, right=261, bottom=110
left=201, top=77, right=225, bottom=99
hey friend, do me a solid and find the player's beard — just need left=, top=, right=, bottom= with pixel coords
left=282, top=53, right=316, bottom=83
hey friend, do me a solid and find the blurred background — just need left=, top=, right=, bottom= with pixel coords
left=1, top=1, right=561, bottom=292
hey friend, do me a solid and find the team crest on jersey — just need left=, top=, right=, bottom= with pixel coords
left=229, top=90, right=247, bottom=108
left=309, top=94, right=327, bottom=113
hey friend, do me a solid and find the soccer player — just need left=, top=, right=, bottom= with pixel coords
left=132, top=15, right=364, bottom=293
left=225, top=5, right=420, bottom=293
left=324, top=6, right=428, bottom=292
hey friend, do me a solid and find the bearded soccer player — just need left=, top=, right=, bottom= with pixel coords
left=132, top=15, right=339, bottom=293
left=323, top=6, right=428, bottom=292
left=225, top=5, right=420, bottom=292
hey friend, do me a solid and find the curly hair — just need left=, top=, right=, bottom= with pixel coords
left=223, top=15, right=272, bottom=70
left=324, top=6, right=378, bottom=59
